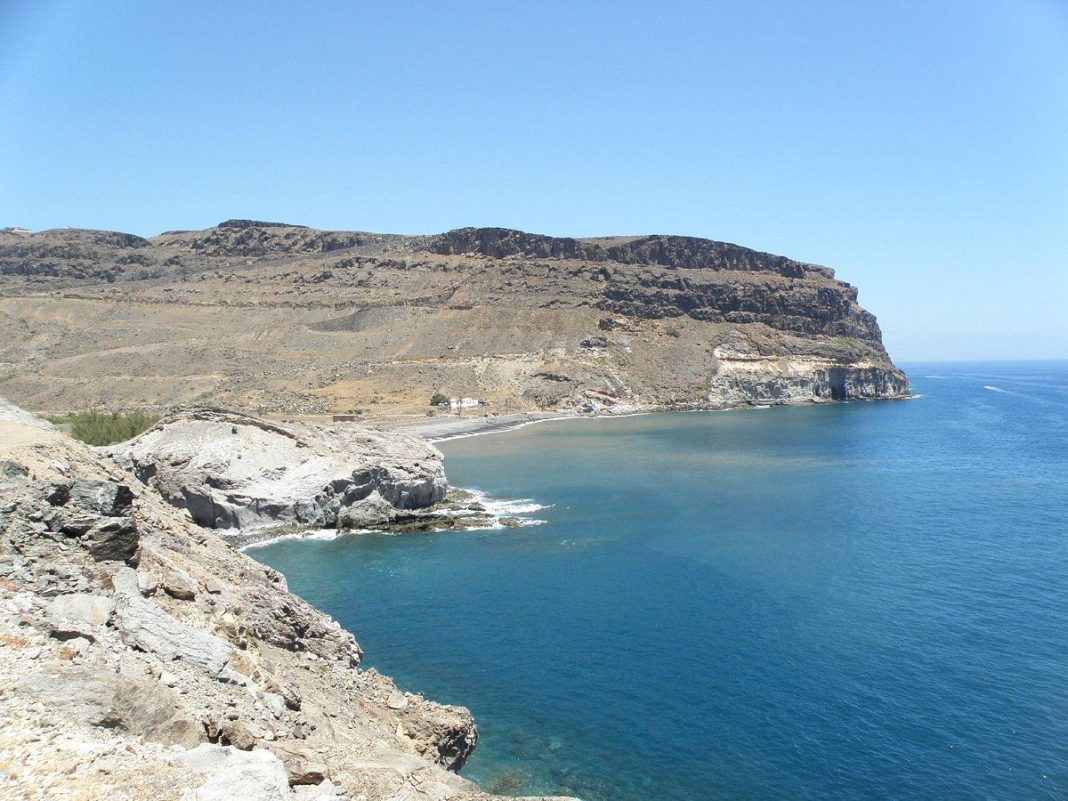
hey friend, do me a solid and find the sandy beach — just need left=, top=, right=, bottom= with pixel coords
left=368, top=410, right=573, bottom=442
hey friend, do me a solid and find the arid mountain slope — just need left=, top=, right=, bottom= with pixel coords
left=0, top=221, right=907, bottom=414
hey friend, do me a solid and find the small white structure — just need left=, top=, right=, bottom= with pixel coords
left=450, top=397, right=480, bottom=410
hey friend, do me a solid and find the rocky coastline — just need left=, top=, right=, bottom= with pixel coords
left=371, top=385, right=913, bottom=444
left=0, top=220, right=911, bottom=798
left=0, top=384, right=911, bottom=798
left=105, top=407, right=449, bottom=533
left=98, top=406, right=541, bottom=549
left=0, top=397, right=571, bottom=801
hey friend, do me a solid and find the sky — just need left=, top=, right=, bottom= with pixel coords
left=1, top=1, right=1066, bottom=361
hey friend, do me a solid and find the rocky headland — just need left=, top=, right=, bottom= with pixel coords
left=106, top=407, right=446, bottom=532
left=102, top=406, right=526, bottom=543
left=0, top=397, right=569, bottom=800
left=0, top=221, right=908, bottom=418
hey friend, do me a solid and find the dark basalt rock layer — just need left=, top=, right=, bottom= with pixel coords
left=430, top=227, right=834, bottom=278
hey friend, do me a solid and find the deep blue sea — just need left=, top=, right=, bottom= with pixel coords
left=252, top=362, right=1068, bottom=800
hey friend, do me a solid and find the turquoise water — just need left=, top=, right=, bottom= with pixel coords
left=252, top=362, right=1068, bottom=800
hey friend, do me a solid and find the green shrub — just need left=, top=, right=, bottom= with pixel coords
left=665, top=327, right=681, bottom=338
left=430, top=392, right=450, bottom=407
left=49, top=409, right=160, bottom=446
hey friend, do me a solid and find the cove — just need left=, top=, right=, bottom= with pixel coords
left=252, top=362, right=1068, bottom=800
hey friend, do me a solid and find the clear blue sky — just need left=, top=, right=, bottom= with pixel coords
left=2, top=1, right=1066, bottom=361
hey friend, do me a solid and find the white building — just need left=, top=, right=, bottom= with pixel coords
left=450, top=397, right=480, bottom=410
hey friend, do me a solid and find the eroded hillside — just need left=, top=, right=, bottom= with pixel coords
left=0, top=221, right=907, bottom=415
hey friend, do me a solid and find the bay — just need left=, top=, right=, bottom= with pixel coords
left=252, top=361, right=1068, bottom=800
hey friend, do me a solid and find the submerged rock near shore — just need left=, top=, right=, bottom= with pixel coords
left=106, top=407, right=448, bottom=532
left=0, top=397, right=571, bottom=800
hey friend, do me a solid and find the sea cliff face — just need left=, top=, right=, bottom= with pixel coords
left=0, top=397, right=570, bottom=800
left=0, top=222, right=907, bottom=415
left=706, top=353, right=909, bottom=407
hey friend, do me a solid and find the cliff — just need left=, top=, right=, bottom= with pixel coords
left=0, top=222, right=907, bottom=415
left=0, top=397, right=570, bottom=800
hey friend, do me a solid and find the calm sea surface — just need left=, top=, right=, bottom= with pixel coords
left=252, top=362, right=1068, bottom=800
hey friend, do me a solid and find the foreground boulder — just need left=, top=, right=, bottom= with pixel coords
left=106, top=407, right=447, bottom=532
left=1, top=397, right=572, bottom=800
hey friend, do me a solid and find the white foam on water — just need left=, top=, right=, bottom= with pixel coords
left=242, top=489, right=551, bottom=549
left=457, top=488, right=552, bottom=528
left=492, top=500, right=548, bottom=514
left=463, top=488, right=551, bottom=517
left=414, top=515, right=549, bottom=534
left=241, top=528, right=342, bottom=550
left=984, top=385, right=1004, bottom=392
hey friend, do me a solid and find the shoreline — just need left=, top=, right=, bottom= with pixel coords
left=369, top=405, right=677, bottom=443
left=368, top=410, right=571, bottom=442
left=217, top=394, right=919, bottom=550
left=230, top=487, right=552, bottom=551
left=0, top=399, right=497, bottom=799
left=368, top=393, right=916, bottom=443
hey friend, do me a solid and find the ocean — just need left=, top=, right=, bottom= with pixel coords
left=251, top=361, right=1068, bottom=800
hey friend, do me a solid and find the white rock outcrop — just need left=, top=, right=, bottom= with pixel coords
left=176, top=745, right=305, bottom=801
left=105, top=407, right=447, bottom=531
